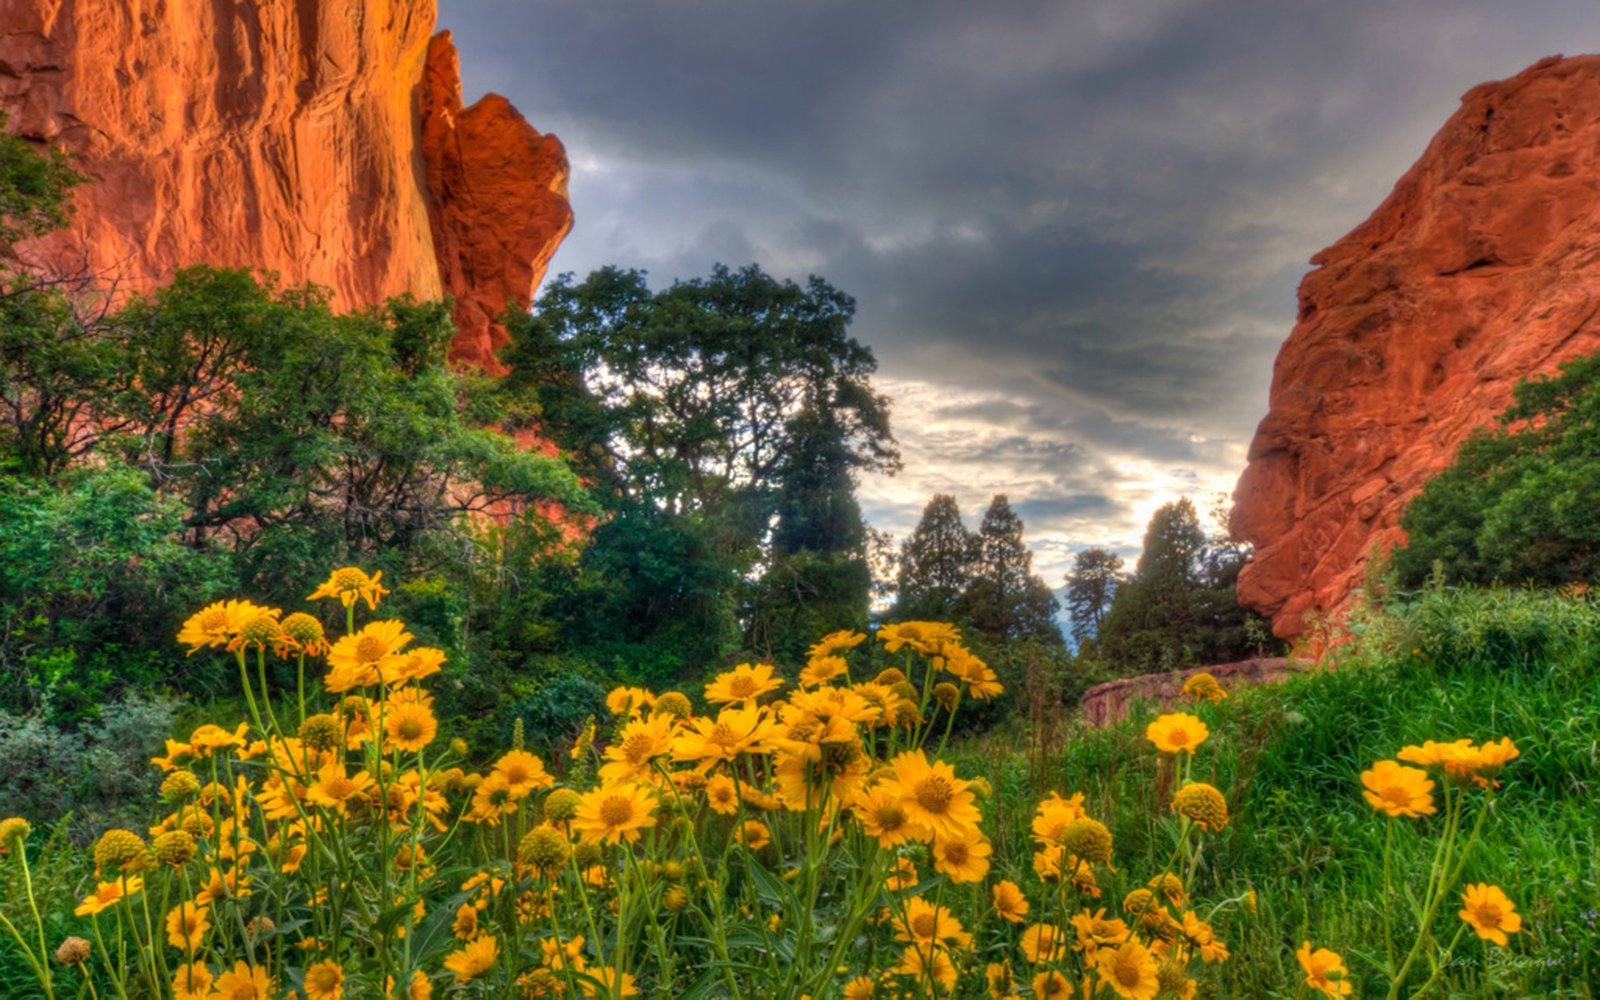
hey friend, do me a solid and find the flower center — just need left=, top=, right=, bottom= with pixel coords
left=1474, top=903, right=1503, bottom=926
left=355, top=636, right=387, bottom=662
left=730, top=675, right=758, bottom=698
left=1167, top=726, right=1189, bottom=746
left=398, top=718, right=424, bottom=740
left=874, top=803, right=906, bottom=830
left=915, top=775, right=954, bottom=813
left=599, top=796, right=634, bottom=827
left=1381, top=785, right=1412, bottom=806
left=942, top=842, right=969, bottom=865
left=622, top=733, right=655, bottom=763
left=912, top=913, right=938, bottom=938
left=308, top=967, right=341, bottom=989
left=709, top=723, right=742, bottom=748
left=1114, top=953, right=1142, bottom=985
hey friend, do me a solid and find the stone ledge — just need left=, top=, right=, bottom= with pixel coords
left=1079, top=657, right=1306, bottom=727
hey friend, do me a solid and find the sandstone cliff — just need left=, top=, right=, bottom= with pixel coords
left=1233, top=54, right=1600, bottom=643
left=0, top=0, right=569, bottom=368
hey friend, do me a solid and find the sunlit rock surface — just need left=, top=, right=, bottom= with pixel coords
left=1234, top=55, right=1600, bottom=644
left=0, top=0, right=570, bottom=368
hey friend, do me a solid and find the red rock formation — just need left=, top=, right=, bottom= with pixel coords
left=421, top=32, right=572, bottom=372
left=1233, top=54, right=1600, bottom=644
left=0, top=0, right=569, bottom=368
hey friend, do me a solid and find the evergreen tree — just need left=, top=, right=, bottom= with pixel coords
left=746, top=404, right=871, bottom=660
left=958, top=494, right=1062, bottom=643
left=1065, top=547, right=1125, bottom=646
left=1094, top=498, right=1275, bottom=675
left=894, top=494, right=977, bottom=620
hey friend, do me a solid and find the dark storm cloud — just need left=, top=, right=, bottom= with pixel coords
left=439, top=0, right=1600, bottom=582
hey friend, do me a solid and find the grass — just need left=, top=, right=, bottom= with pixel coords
left=949, top=587, right=1600, bottom=996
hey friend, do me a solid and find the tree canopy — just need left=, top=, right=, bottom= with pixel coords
left=891, top=493, right=1062, bottom=645
left=499, top=264, right=898, bottom=676
left=1396, top=349, right=1600, bottom=588
left=1092, top=498, right=1273, bottom=674
left=1065, top=547, right=1125, bottom=647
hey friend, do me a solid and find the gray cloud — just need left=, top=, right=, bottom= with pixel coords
left=441, top=0, right=1600, bottom=585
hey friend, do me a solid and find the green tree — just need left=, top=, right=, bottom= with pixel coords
left=957, top=494, right=1062, bottom=643
left=1095, top=498, right=1274, bottom=675
left=1395, top=349, right=1600, bottom=588
left=0, top=265, right=592, bottom=711
left=746, top=405, right=873, bottom=660
left=1065, top=547, right=1125, bottom=647
left=0, top=114, right=81, bottom=251
left=500, top=264, right=897, bottom=678
left=893, top=494, right=977, bottom=620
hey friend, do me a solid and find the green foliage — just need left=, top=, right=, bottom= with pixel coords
left=0, top=116, right=81, bottom=251
left=1064, top=546, right=1125, bottom=647
left=0, top=693, right=177, bottom=839
left=1093, top=498, right=1276, bottom=675
left=951, top=585, right=1600, bottom=996
left=743, top=550, right=871, bottom=663
left=502, top=666, right=607, bottom=757
left=0, top=263, right=592, bottom=716
left=502, top=264, right=896, bottom=516
left=1396, top=348, right=1600, bottom=588
left=499, top=264, right=897, bottom=679
left=893, top=493, right=1063, bottom=647
left=1386, top=584, right=1600, bottom=676
left=957, top=494, right=1062, bottom=644
left=748, top=405, right=877, bottom=662
left=0, top=462, right=223, bottom=716
left=893, top=494, right=978, bottom=619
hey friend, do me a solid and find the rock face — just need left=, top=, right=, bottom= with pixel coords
left=421, top=32, right=572, bottom=372
left=1233, top=55, right=1600, bottom=644
left=0, top=0, right=569, bottom=368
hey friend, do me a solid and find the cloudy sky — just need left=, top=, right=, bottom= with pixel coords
left=441, top=0, right=1600, bottom=588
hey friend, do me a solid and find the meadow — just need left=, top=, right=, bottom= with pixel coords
left=1, top=576, right=1596, bottom=998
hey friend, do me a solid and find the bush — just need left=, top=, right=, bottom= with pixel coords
left=1391, top=585, right=1600, bottom=675
left=0, top=693, right=178, bottom=838
left=503, top=666, right=608, bottom=756
left=1396, top=346, right=1600, bottom=588
left=0, top=463, right=222, bottom=719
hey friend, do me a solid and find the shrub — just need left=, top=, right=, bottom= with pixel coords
left=1396, top=346, right=1600, bottom=588
left=0, top=693, right=178, bottom=838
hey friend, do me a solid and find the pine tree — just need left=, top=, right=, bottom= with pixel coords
left=959, top=495, right=1062, bottom=643
left=1094, top=497, right=1275, bottom=675
left=894, top=494, right=977, bottom=620
left=771, top=405, right=865, bottom=557
left=746, top=404, right=871, bottom=660
left=1065, top=547, right=1125, bottom=646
